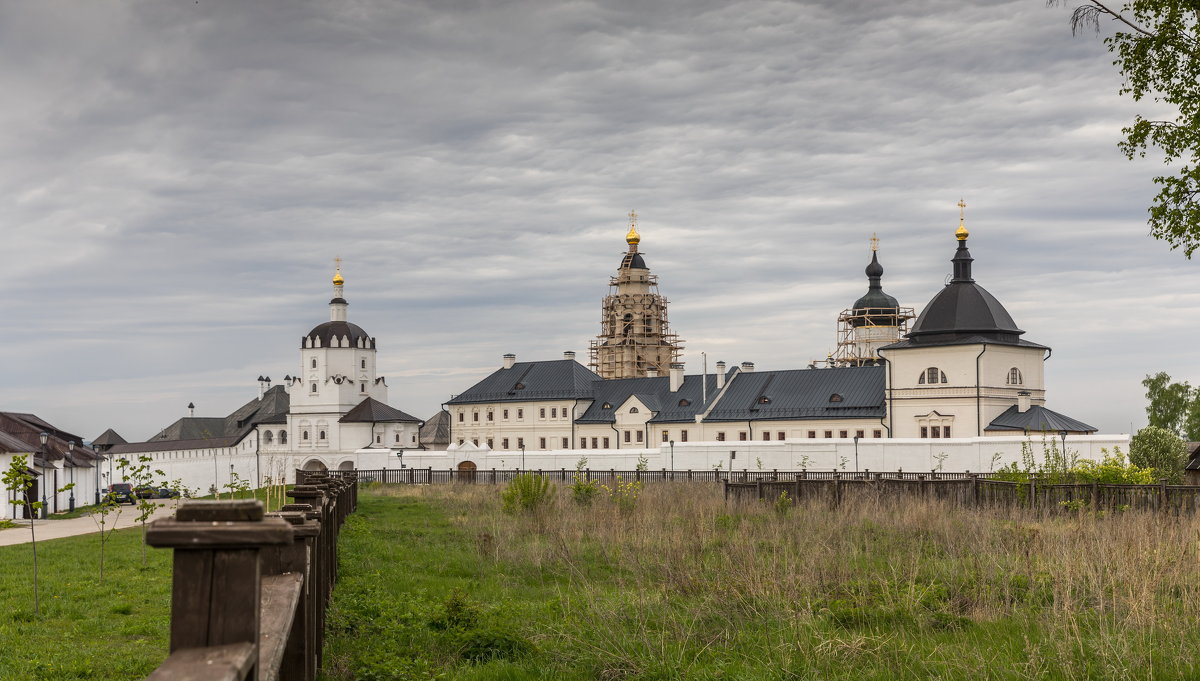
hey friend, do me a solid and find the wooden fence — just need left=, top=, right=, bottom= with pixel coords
left=723, top=475, right=1200, bottom=514
left=142, top=470, right=358, bottom=681
left=352, top=467, right=997, bottom=485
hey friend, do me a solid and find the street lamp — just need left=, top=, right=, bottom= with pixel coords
left=520, top=444, right=526, bottom=471
left=669, top=440, right=675, bottom=472
left=1059, top=430, right=1068, bottom=460
left=853, top=435, right=860, bottom=474
left=38, top=432, right=49, bottom=520
left=68, top=440, right=76, bottom=512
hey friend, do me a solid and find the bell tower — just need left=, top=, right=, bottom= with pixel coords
left=588, top=211, right=683, bottom=379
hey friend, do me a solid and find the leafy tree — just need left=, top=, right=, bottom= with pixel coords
left=88, top=496, right=123, bottom=584
left=3, top=455, right=73, bottom=615
left=1143, top=371, right=1193, bottom=434
left=1051, top=1, right=1200, bottom=256
left=1129, top=425, right=1188, bottom=482
left=116, top=455, right=166, bottom=567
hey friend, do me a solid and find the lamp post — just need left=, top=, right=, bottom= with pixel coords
left=1059, top=430, right=1068, bottom=461
left=520, top=444, right=526, bottom=471
left=68, top=440, right=76, bottom=512
left=669, top=440, right=675, bottom=472
left=853, top=435, right=860, bottom=474
left=38, top=432, right=49, bottom=520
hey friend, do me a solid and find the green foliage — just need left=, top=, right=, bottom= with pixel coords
left=568, top=472, right=600, bottom=507
left=429, top=590, right=482, bottom=631
left=500, top=474, right=554, bottom=514
left=598, top=475, right=642, bottom=513
left=1070, top=448, right=1157, bottom=484
left=635, top=455, right=649, bottom=472
left=993, top=442, right=1154, bottom=486
left=773, top=490, right=794, bottom=516
left=115, top=455, right=167, bottom=566
left=1055, top=1, right=1200, bottom=256
left=455, top=628, right=534, bottom=663
left=88, top=495, right=124, bottom=584
left=1130, top=425, right=1188, bottom=483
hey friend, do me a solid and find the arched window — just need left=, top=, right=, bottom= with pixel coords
left=629, top=407, right=639, bottom=414
left=302, top=430, right=309, bottom=441
left=920, top=367, right=947, bottom=385
left=263, top=431, right=273, bottom=444
left=679, top=399, right=691, bottom=407
left=829, top=394, right=843, bottom=403
left=311, top=358, right=317, bottom=369
left=1007, top=367, right=1023, bottom=385
left=280, top=430, right=287, bottom=444
left=319, top=430, right=326, bottom=440
left=310, top=383, right=318, bottom=393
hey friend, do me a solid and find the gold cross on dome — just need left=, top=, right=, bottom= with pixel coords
left=957, top=198, right=967, bottom=222
left=628, top=209, right=637, bottom=228
left=334, top=256, right=342, bottom=269
left=870, top=232, right=879, bottom=252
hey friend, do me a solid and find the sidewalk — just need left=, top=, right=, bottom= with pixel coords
left=0, top=500, right=177, bottom=547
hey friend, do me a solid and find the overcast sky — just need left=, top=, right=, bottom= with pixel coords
left=3, top=0, right=1196, bottom=442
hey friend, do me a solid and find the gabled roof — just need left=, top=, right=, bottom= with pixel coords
left=575, top=372, right=725, bottom=424
left=0, top=412, right=101, bottom=466
left=420, top=410, right=451, bottom=445
left=148, top=385, right=291, bottom=441
left=149, top=417, right=228, bottom=442
left=110, top=436, right=242, bottom=455
left=447, top=360, right=602, bottom=405
left=91, top=428, right=127, bottom=446
left=704, top=366, right=885, bottom=422
left=340, top=397, right=421, bottom=423
left=985, top=405, right=1096, bottom=434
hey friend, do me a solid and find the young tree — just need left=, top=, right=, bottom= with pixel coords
left=1129, top=425, right=1188, bottom=483
left=116, top=455, right=166, bottom=567
left=89, top=496, right=123, bottom=584
left=1142, top=371, right=1200, bottom=439
left=2, top=455, right=73, bottom=615
left=1051, top=1, right=1200, bottom=256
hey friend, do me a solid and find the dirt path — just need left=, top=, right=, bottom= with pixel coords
left=0, top=500, right=177, bottom=547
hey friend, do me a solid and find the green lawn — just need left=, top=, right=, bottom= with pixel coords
left=321, top=484, right=1200, bottom=681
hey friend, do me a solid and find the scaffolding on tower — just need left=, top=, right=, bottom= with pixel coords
left=814, top=305, right=916, bottom=368
left=588, top=271, right=683, bottom=379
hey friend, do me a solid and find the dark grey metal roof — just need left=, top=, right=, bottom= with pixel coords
left=149, top=417, right=228, bottom=442
left=420, top=410, right=451, bottom=445
left=851, top=251, right=901, bottom=326
left=704, top=366, right=885, bottom=422
left=91, top=428, right=127, bottom=446
left=620, top=251, right=647, bottom=269
left=985, top=405, right=1096, bottom=433
left=574, top=373, right=723, bottom=424
left=303, top=320, right=375, bottom=349
left=447, top=360, right=602, bottom=405
left=340, top=397, right=421, bottom=423
left=881, top=335, right=1049, bottom=351
left=110, top=435, right=242, bottom=455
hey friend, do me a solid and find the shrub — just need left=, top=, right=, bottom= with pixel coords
left=456, top=628, right=533, bottom=662
left=500, top=474, right=554, bottom=514
left=599, top=476, right=642, bottom=513
left=569, top=472, right=601, bottom=506
left=1130, top=426, right=1188, bottom=483
left=773, top=491, right=794, bottom=516
left=429, top=590, right=481, bottom=631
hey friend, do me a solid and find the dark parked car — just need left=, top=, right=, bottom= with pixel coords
left=134, top=485, right=157, bottom=499
left=105, top=483, right=136, bottom=505
left=156, top=488, right=181, bottom=499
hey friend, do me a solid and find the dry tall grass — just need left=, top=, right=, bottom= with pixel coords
left=374, top=482, right=1200, bottom=679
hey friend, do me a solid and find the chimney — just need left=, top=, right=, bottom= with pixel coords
left=188, top=402, right=195, bottom=417
left=563, top=351, right=576, bottom=361
left=740, top=361, right=755, bottom=373
left=258, top=375, right=267, bottom=398
left=647, top=367, right=658, bottom=378
left=715, top=361, right=727, bottom=389
left=503, top=353, right=516, bottom=369
left=1018, top=390, right=1031, bottom=413
left=669, top=363, right=685, bottom=392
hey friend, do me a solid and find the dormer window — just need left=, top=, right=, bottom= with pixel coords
left=679, top=399, right=691, bottom=407
left=602, top=402, right=612, bottom=409
left=1007, top=367, right=1023, bottom=385
left=919, top=367, right=948, bottom=385
left=758, top=396, right=770, bottom=404
left=829, top=394, right=843, bottom=403
left=629, top=407, right=639, bottom=414
left=514, top=382, right=525, bottom=390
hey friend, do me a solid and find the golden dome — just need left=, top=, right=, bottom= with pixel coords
left=955, top=220, right=969, bottom=241
left=332, top=266, right=344, bottom=286
left=626, top=209, right=640, bottom=245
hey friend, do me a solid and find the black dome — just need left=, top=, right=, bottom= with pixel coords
left=850, top=251, right=900, bottom=326
left=620, top=251, right=646, bottom=269
left=906, top=238, right=1023, bottom=344
left=303, top=321, right=375, bottom=349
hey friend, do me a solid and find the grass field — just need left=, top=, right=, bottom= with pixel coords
left=323, top=482, right=1200, bottom=681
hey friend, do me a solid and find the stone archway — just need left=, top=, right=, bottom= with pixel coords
left=302, top=459, right=328, bottom=472
left=337, top=460, right=355, bottom=471
left=457, top=460, right=477, bottom=483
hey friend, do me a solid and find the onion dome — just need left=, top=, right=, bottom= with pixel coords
left=906, top=218, right=1023, bottom=344
left=850, top=250, right=900, bottom=326
left=303, top=321, right=375, bottom=349
left=619, top=209, right=647, bottom=269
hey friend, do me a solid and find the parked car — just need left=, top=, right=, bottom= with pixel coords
left=105, top=483, right=137, bottom=505
left=156, top=487, right=181, bottom=499
left=134, top=485, right=157, bottom=499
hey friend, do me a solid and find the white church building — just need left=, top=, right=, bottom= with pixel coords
left=98, top=265, right=421, bottom=492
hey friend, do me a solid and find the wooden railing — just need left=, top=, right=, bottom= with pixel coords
left=723, top=475, right=1200, bottom=514
left=143, top=471, right=358, bottom=681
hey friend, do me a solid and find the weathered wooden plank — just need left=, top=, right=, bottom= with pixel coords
left=147, top=518, right=294, bottom=549
left=146, top=643, right=256, bottom=681
left=209, top=549, right=260, bottom=648
left=170, top=551, right=215, bottom=651
left=258, top=572, right=304, bottom=681
left=177, top=500, right=265, bottom=522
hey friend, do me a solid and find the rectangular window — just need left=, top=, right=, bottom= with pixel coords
left=503, top=409, right=509, bottom=419
left=580, top=438, right=587, bottom=449
left=360, top=382, right=365, bottom=392
left=591, top=437, right=598, bottom=448
left=487, top=439, right=494, bottom=448
left=539, top=437, right=546, bottom=449
left=944, top=426, right=951, bottom=438
left=561, top=438, right=568, bottom=448
left=487, top=411, right=493, bottom=421
left=716, top=432, right=726, bottom=441
left=662, top=431, right=670, bottom=443
left=458, top=412, right=464, bottom=422
left=920, top=426, right=929, bottom=438
left=624, top=430, right=631, bottom=443
left=777, top=431, right=785, bottom=441
left=636, top=431, right=643, bottom=443
left=551, top=407, right=557, bottom=418
left=873, top=429, right=882, bottom=438
left=517, top=408, right=524, bottom=419
left=739, top=432, right=748, bottom=441
left=502, top=438, right=509, bottom=449
left=311, top=383, right=317, bottom=393
left=681, top=430, right=688, bottom=443
left=473, top=412, right=479, bottom=422
left=361, top=359, right=366, bottom=369
left=395, top=433, right=400, bottom=442
left=472, top=439, right=479, bottom=446
left=808, top=431, right=816, bottom=438
left=603, top=437, right=610, bottom=448
left=517, top=437, right=524, bottom=448
left=839, top=430, right=848, bottom=438
left=540, top=408, right=546, bottom=419
left=824, top=430, right=833, bottom=438
left=855, top=430, right=864, bottom=439
left=763, top=432, right=770, bottom=441
left=931, top=426, right=941, bottom=438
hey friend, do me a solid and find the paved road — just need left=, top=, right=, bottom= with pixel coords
left=0, top=500, right=177, bottom=547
